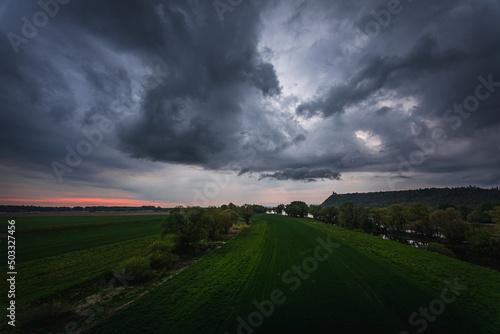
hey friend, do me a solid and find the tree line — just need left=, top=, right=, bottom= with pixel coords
left=321, top=186, right=500, bottom=209
left=161, top=203, right=257, bottom=252
left=118, top=203, right=260, bottom=283
left=273, top=201, right=500, bottom=255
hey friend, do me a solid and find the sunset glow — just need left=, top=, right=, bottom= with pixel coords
left=0, top=198, right=183, bottom=207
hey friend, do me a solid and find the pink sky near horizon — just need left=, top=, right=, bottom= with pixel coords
left=0, top=198, right=183, bottom=207
left=0, top=188, right=331, bottom=208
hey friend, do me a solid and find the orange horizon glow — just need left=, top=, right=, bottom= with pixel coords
left=0, top=198, right=183, bottom=207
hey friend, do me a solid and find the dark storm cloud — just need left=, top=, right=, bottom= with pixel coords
left=0, top=0, right=286, bottom=183
left=260, top=168, right=341, bottom=182
left=1, top=0, right=499, bottom=189
left=62, top=0, right=284, bottom=167
left=296, top=35, right=466, bottom=118
left=290, top=0, right=500, bottom=185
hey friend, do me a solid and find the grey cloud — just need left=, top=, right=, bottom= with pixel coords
left=1, top=0, right=500, bottom=190
left=260, top=168, right=342, bottom=182
left=296, top=35, right=466, bottom=118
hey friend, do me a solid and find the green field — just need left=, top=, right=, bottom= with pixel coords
left=1, top=215, right=166, bottom=262
left=11, top=234, right=171, bottom=306
left=90, top=214, right=500, bottom=333
left=0, top=215, right=169, bottom=311
left=6, top=215, right=166, bottom=229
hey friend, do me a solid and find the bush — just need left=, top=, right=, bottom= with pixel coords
left=122, top=257, right=153, bottom=282
left=149, top=239, right=171, bottom=253
left=232, top=224, right=249, bottom=231
left=148, top=252, right=177, bottom=270
left=425, top=242, right=456, bottom=258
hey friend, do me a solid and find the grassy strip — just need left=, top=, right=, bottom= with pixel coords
left=221, top=215, right=485, bottom=333
left=304, top=219, right=500, bottom=330
left=89, top=220, right=268, bottom=334
left=1, top=234, right=172, bottom=307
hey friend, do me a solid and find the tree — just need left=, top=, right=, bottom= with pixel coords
left=321, top=206, right=339, bottom=225
left=286, top=201, right=309, bottom=218
left=308, top=205, right=323, bottom=220
left=458, top=205, right=472, bottom=220
left=338, top=202, right=366, bottom=230
left=437, top=204, right=456, bottom=210
left=161, top=207, right=208, bottom=252
left=431, top=208, right=470, bottom=244
left=367, top=208, right=389, bottom=234
left=240, top=204, right=254, bottom=224
left=169, top=205, right=185, bottom=214
left=224, top=209, right=240, bottom=232
left=467, top=209, right=491, bottom=224
left=205, top=207, right=223, bottom=240
left=430, top=209, right=446, bottom=237
left=252, top=204, right=267, bottom=214
left=467, top=227, right=497, bottom=253
left=407, top=203, right=434, bottom=238
left=275, top=204, right=285, bottom=215
left=387, top=204, right=407, bottom=234
left=488, top=206, right=500, bottom=236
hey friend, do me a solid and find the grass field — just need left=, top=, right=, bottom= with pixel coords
left=89, top=214, right=500, bottom=334
left=1, top=215, right=170, bottom=314
left=1, top=215, right=167, bottom=262
left=6, top=215, right=167, bottom=229
left=9, top=234, right=172, bottom=306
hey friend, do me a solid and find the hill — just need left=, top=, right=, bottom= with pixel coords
left=321, top=186, right=500, bottom=208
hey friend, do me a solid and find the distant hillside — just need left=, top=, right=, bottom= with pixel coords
left=321, top=186, right=500, bottom=208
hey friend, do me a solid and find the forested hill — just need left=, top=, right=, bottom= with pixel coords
left=321, top=186, right=500, bottom=208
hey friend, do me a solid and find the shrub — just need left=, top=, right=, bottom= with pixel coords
left=148, top=252, right=177, bottom=270
left=425, top=242, right=456, bottom=258
left=122, top=257, right=153, bottom=282
left=149, top=239, right=171, bottom=253
left=232, top=224, right=248, bottom=231
left=196, top=240, right=225, bottom=250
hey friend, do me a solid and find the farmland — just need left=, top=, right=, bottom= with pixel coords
left=90, top=214, right=500, bottom=333
left=8, top=214, right=167, bottom=229
left=0, top=215, right=169, bottom=317
left=1, top=215, right=166, bottom=262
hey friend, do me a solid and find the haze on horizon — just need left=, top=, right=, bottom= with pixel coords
left=1, top=0, right=499, bottom=207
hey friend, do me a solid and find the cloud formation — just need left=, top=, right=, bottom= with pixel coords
left=0, top=0, right=499, bottom=206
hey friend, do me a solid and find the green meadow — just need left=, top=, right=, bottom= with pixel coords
left=2, top=215, right=166, bottom=262
left=90, top=214, right=500, bottom=334
left=0, top=215, right=168, bottom=311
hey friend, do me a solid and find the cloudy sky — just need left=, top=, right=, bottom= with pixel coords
left=1, top=0, right=499, bottom=207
